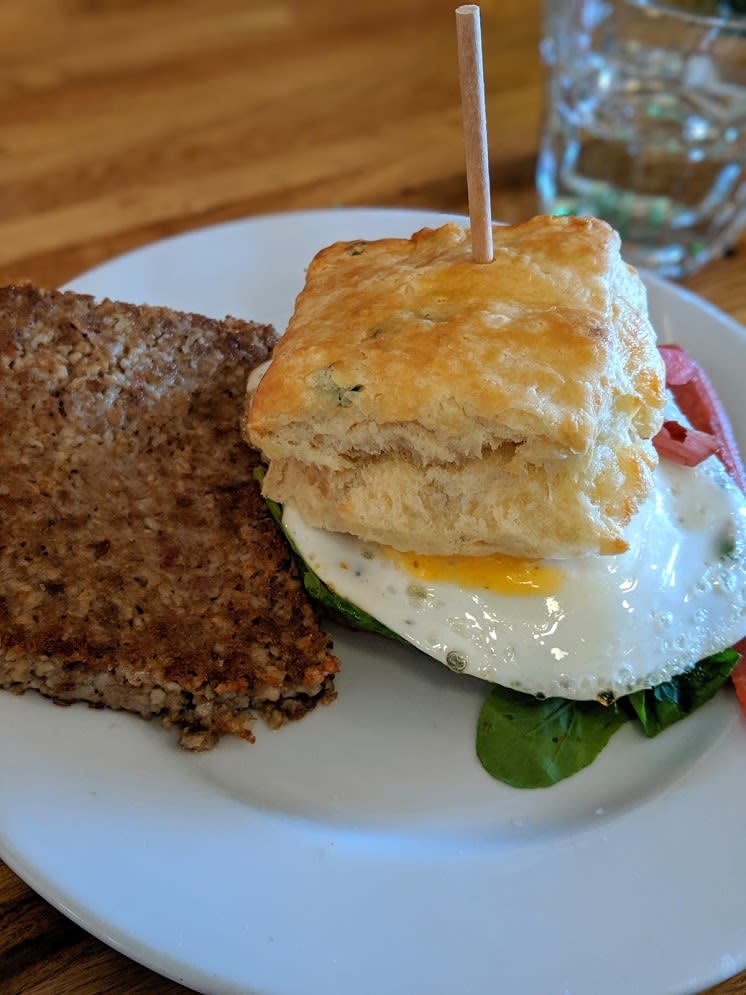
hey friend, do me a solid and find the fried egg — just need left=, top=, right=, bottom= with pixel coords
left=281, top=453, right=746, bottom=700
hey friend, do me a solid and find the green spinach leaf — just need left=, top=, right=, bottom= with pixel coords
left=625, top=648, right=739, bottom=737
left=476, top=686, right=629, bottom=789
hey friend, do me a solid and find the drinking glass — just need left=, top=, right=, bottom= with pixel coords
left=537, top=0, right=746, bottom=277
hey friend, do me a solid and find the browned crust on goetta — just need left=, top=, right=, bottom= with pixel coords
left=0, top=284, right=339, bottom=749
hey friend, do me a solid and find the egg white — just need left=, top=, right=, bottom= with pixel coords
left=282, top=454, right=746, bottom=700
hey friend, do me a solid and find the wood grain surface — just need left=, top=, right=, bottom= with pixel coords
left=0, top=1, right=744, bottom=993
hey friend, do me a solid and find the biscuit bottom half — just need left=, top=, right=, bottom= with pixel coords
left=262, top=435, right=658, bottom=559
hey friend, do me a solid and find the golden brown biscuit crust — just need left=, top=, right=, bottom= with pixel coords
left=247, top=216, right=666, bottom=558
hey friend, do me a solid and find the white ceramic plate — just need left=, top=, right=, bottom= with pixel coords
left=1, top=208, right=745, bottom=995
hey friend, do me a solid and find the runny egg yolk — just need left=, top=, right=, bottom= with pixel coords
left=380, top=547, right=565, bottom=596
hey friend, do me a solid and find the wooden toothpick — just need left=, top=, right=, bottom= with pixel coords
left=456, top=4, right=493, bottom=263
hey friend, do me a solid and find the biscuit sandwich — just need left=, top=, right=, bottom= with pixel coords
left=245, top=215, right=746, bottom=784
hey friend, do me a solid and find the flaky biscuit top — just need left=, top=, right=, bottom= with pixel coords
left=248, top=216, right=664, bottom=467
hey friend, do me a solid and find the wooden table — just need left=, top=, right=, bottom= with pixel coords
left=0, top=1, right=743, bottom=993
